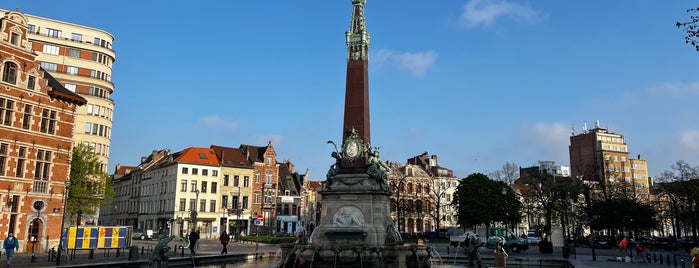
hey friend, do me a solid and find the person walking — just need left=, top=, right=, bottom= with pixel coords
left=219, top=231, right=230, bottom=255
left=188, top=229, right=200, bottom=256
left=3, top=232, right=19, bottom=267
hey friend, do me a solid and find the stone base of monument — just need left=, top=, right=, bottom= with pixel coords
left=280, top=243, right=432, bottom=268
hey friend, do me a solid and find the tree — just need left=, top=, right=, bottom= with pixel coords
left=489, top=162, right=519, bottom=184
left=427, top=175, right=455, bottom=233
left=677, top=7, right=699, bottom=51
left=452, top=173, right=522, bottom=230
left=67, top=143, right=114, bottom=224
left=590, top=199, right=658, bottom=237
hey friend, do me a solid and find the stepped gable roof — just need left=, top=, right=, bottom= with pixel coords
left=211, top=145, right=252, bottom=168
left=278, top=162, right=303, bottom=195
left=43, top=68, right=87, bottom=105
left=172, top=147, right=220, bottom=166
left=136, top=149, right=171, bottom=170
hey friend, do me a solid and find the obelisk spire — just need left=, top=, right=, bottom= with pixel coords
left=343, top=0, right=371, bottom=145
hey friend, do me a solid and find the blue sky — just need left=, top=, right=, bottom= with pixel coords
left=7, top=0, right=699, bottom=179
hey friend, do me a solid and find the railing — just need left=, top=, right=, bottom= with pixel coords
left=33, top=180, right=49, bottom=193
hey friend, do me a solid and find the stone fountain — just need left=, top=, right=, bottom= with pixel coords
left=279, top=0, right=432, bottom=267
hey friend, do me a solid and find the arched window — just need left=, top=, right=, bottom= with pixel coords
left=407, top=182, right=413, bottom=194
left=2, top=62, right=17, bottom=84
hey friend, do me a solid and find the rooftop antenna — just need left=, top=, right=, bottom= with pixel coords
left=582, top=121, right=587, bottom=132
left=594, top=120, right=600, bottom=128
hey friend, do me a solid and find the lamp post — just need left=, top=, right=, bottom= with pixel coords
left=56, top=180, right=71, bottom=265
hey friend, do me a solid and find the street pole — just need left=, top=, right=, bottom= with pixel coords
left=56, top=180, right=71, bottom=266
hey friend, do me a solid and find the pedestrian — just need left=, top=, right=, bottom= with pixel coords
left=188, top=229, right=200, bottom=256
left=692, top=246, right=699, bottom=268
left=219, top=231, right=230, bottom=255
left=618, top=236, right=628, bottom=257
left=635, top=242, right=646, bottom=261
left=3, top=232, right=19, bottom=267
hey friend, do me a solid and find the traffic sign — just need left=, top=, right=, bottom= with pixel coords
left=254, top=219, right=262, bottom=226
left=257, top=214, right=263, bottom=220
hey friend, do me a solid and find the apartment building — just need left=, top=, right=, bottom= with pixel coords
left=211, top=145, right=254, bottom=237
left=569, top=120, right=651, bottom=200
left=0, top=9, right=86, bottom=252
left=0, top=8, right=117, bottom=171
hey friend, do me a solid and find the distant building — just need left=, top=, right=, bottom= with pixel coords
left=387, top=152, right=459, bottom=234
left=102, top=142, right=295, bottom=238
left=0, top=9, right=86, bottom=252
left=569, top=121, right=651, bottom=200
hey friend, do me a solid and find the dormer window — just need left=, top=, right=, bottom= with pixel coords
left=2, top=62, right=17, bottom=84
left=10, top=33, right=18, bottom=45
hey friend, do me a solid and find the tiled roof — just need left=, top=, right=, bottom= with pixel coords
left=211, top=145, right=251, bottom=168
left=115, top=165, right=136, bottom=175
left=240, top=144, right=268, bottom=163
left=173, top=147, right=220, bottom=166
left=43, top=68, right=87, bottom=105
left=308, top=181, right=322, bottom=190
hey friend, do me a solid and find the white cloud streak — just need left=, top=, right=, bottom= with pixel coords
left=372, top=49, right=437, bottom=77
left=459, top=0, right=544, bottom=28
left=680, top=129, right=699, bottom=150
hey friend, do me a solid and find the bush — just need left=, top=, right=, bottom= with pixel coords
left=239, top=235, right=298, bottom=244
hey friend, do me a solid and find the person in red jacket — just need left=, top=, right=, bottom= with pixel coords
left=619, top=236, right=628, bottom=257
left=219, top=231, right=231, bottom=255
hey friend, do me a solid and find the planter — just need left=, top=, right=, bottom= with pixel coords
left=539, top=241, right=553, bottom=254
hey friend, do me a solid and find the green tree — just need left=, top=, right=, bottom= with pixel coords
left=590, top=199, right=658, bottom=237
left=67, top=143, right=114, bottom=223
left=677, top=7, right=699, bottom=51
left=452, top=173, right=522, bottom=230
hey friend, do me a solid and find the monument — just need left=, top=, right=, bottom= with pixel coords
left=280, top=1, right=432, bottom=267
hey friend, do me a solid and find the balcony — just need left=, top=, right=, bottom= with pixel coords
left=32, top=180, right=48, bottom=193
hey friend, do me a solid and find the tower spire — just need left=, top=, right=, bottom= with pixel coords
left=343, top=0, right=371, bottom=146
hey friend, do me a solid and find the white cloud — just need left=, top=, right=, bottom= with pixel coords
left=371, top=49, right=437, bottom=77
left=459, top=0, right=544, bottom=28
left=196, top=115, right=236, bottom=130
left=646, top=81, right=699, bottom=96
left=518, top=122, right=571, bottom=164
left=680, top=129, right=699, bottom=150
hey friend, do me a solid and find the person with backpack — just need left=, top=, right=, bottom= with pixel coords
left=3, top=232, right=19, bottom=267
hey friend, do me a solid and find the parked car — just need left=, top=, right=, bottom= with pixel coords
left=674, top=237, right=697, bottom=251
left=273, top=232, right=293, bottom=237
left=590, top=235, right=611, bottom=248
left=132, top=229, right=153, bottom=240
left=527, top=234, right=541, bottom=245
left=650, top=237, right=675, bottom=251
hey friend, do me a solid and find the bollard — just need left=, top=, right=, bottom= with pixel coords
left=89, top=249, right=94, bottom=259
left=674, top=255, right=677, bottom=267
left=181, top=245, right=185, bottom=257
left=653, top=252, right=657, bottom=263
left=681, top=258, right=685, bottom=268
left=494, top=250, right=507, bottom=268
left=660, top=254, right=664, bottom=264
left=667, top=254, right=670, bottom=265
left=129, top=246, right=139, bottom=261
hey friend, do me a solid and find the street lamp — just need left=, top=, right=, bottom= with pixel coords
left=56, top=179, right=71, bottom=265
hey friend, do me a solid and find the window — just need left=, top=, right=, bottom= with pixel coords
left=2, top=62, right=18, bottom=84
left=192, top=168, right=198, bottom=175
left=234, top=175, right=239, bottom=187
left=212, top=170, right=218, bottom=177
left=27, top=76, right=35, bottom=90
left=202, top=169, right=208, bottom=176
left=67, top=66, right=78, bottom=75
left=21, top=104, right=31, bottom=129
left=27, top=25, right=35, bottom=34
left=222, top=195, right=229, bottom=208
left=0, top=98, right=14, bottom=126
left=254, top=192, right=259, bottom=203
left=231, top=196, right=239, bottom=209
left=182, top=167, right=188, bottom=174
left=34, top=150, right=51, bottom=180
left=0, top=143, right=7, bottom=175
left=40, top=62, right=57, bottom=72
left=40, top=109, right=56, bottom=134
left=265, top=171, right=273, bottom=184
left=201, top=181, right=207, bottom=193
left=64, top=84, right=76, bottom=92
left=10, top=33, right=18, bottom=45
left=255, top=172, right=260, bottom=183
left=16, top=146, right=26, bottom=177
left=69, top=48, right=80, bottom=58
left=46, top=28, right=61, bottom=38
left=211, top=182, right=217, bottom=194
left=190, top=199, right=196, bottom=211
left=244, top=176, right=250, bottom=187
left=242, top=196, right=249, bottom=209
left=210, top=200, right=216, bottom=212
left=42, top=44, right=59, bottom=55
left=84, top=122, right=91, bottom=133
left=200, top=199, right=206, bottom=212
left=191, top=181, right=197, bottom=192
left=86, top=104, right=93, bottom=115
left=267, top=157, right=273, bottom=166
left=180, top=180, right=187, bottom=192
left=223, top=174, right=229, bottom=186
left=71, top=33, right=82, bottom=42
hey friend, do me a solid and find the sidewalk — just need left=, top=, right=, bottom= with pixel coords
left=3, top=239, right=693, bottom=268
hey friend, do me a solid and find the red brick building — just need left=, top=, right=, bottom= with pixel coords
left=0, top=9, right=86, bottom=252
left=241, top=142, right=279, bottom=234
